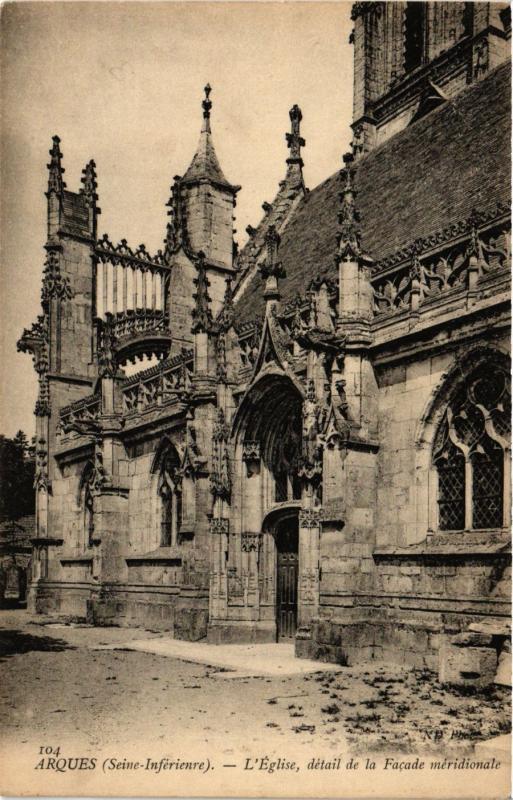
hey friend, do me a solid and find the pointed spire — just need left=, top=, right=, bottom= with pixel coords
left=286, top=105, right=305, bottom=167
left=80, top=159, right=101, bottom=237
left=191, top=252, right=213, bottom=334
left=336, top=152, right=362, bottom=263
left=47, top=135, right=66, bottom=196
left=181, top=85, right=239, bottom=193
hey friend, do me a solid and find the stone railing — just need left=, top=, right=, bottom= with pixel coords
left=372, top=211, right=510, bottom=317
left=121, top=350, right=194, bottom=415
left=59, top=394, right=101, bottom=434
left=95, top=234, right=170, bottom=321
left=112, top=308, right=169, bottom=343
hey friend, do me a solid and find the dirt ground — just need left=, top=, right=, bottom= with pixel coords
left=0, top=609, right=510, bottom=760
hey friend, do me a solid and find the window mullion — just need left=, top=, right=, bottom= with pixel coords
left=172, top=491, right=177, bottom=546
left=464, top=457, right=472, bottom=530
left=503, top=449, right=511, bottom=528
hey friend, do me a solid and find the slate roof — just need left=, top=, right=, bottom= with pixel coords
left=182, top=120, right=238, bottom=192
left=233, top=60, right=511, bottom=327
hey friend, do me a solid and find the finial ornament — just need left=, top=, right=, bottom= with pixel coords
left=336, top=152, right=362, bottom=262
left=203, top=83, right=212, bottom=119
left=80, top=160, right=99, bottom=207
left=286, top=105, right=305, bottom=165
left=47, top=135, right=66, bottom=195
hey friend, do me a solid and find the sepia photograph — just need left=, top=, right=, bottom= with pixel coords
left=0, top=1, right=511, bottom=797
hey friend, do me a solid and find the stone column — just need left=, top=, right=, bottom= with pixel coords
left=209, top=515, right=229, bottom=621
left=298, top=507, right=322, bottom=629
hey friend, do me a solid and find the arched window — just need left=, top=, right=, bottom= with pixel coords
left=434, top=364, right=510, bottom=531
left=404, top=2, right=426, bottom=73
left=158, top=448, right=182, bottom=546
left=84, top=484, right=95, bottom=547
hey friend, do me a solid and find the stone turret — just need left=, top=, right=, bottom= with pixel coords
left=164, top=86, right=240, bottom=355
left=179, top=84, right=240, bottom=270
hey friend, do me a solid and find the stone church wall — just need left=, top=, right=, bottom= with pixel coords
left=302, top=339, right=511, bottom=669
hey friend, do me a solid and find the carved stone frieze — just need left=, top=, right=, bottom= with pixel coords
left=299, top=508, right=323, bottom=528
left=372, top=213, right=511, bottom=317
left=210, top=518, right=230, bottom=535
left=241, top=532, right=262, bottom=552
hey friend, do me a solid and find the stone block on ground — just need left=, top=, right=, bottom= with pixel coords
left=439, top=643, right=498, bottom=688
left=494, top=649, right=511, bottom=687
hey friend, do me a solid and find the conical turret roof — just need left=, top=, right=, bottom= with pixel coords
left=182, top=84, right=238, bottom=193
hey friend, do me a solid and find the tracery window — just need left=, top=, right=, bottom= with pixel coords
left=158, top=448, right=182, bottom=546
left=433, top=364, right=510, bottom=531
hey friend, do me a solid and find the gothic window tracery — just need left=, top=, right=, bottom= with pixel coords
left=433, top=363, right=510, bottom=531
left=158, top=447, right=182, bottom=546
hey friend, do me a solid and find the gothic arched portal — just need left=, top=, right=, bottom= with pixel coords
left=234, top=372, right=307, bottom=640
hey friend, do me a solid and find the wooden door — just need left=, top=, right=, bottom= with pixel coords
left=276, top=519, right=298, bottom=640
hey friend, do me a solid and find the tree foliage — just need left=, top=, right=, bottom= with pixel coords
left=0, top=431, right=35, bottom=521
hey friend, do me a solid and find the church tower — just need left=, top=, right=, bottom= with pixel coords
left=164, top=86, right=240, bottom=351
left=351, top=1, right=511, bottom=156
left=180, top=84, right=240, bottom=269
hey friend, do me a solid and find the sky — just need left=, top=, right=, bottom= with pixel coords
left=1, top=1, right=354, bottom=438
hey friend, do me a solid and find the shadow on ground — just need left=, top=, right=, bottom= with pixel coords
left=0, top=629, right=75, bottom=660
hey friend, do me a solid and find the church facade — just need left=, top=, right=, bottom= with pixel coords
left=19, top=2, right=511, bottom=670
